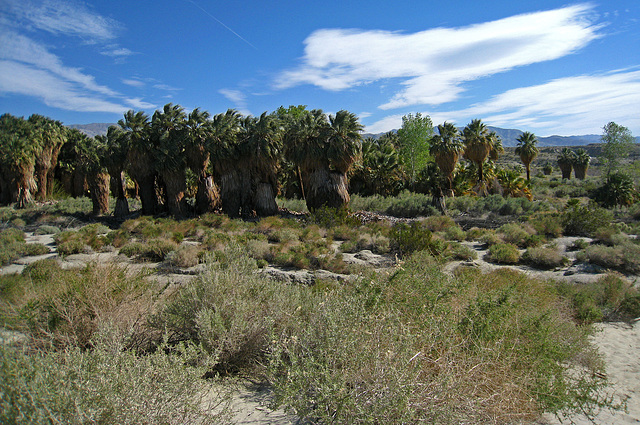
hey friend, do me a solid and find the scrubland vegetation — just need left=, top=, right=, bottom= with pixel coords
left=1, top=108, right=640, bottom=422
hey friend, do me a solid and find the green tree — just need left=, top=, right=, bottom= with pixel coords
left=594, top=172, right=637, bottom=208
left=397, top=113, right=433, bottom=190
left=351, top=135, right=403, bottom=196
left=514, top=131, right=539, bottom=181
left=430, top=122, right=465, bottom=197
left=601, top=122, right=635, bottom=176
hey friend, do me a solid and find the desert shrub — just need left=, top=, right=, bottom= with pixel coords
left=443, top=225, right=466, bottom=241
left=557, top=273, right=640, bottom=323
left=447, top=242, right=478, bottom=261
left=21, top=243, right=50, bottom=256
left=479, top=231, right=503, bottom=247
left=1, top=262, right=155, bottom=349
left=268, top=253, right=613, bottom=423
left=0, top=326, right=228, bottom=425
left=268, top=228, right=300, bottom=243
left=593, top=227, right=629, bottom=246
left=528, top=212, right=563, bottom=238
left=562, top=201, right=614, bottom=237
left=309, top=206, right=358, bottom=228
left=582, top=242, right=640, bottom=274
left=422, top=215, right=456, bottom=232
left=151, top=245, right=315, bottom=374
left=119, top=239, right=178, bottom=262
left=523, top=246, right=569, bottom=269
left=0, top=227, right=25, bottom=244
left=327, top=224, right=358, bottom=241
left=166, top=244, right=203, bottom=268
left=55, top=230, right=87, bottom=256
left=569, top=238, right=590, bottom=251
left=34, top=225, right=61, bottom=235
left=465, top=226, right=488, bottom=241
left=485, top=243, right=520, bottom=264
left=390, top=222, right=445, bottom=258
left=497, top=222, right=531, bottom=247
left=385, top=191, right=437, bottom=217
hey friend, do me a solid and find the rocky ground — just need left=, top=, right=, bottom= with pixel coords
left=1, top=227, right=639, bottom=424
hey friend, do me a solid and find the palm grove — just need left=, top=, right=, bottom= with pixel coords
left=0, top=105, right=636, bottom=217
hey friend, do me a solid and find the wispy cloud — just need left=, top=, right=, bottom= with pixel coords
left=0, top=60, right=126, bottom=113
left=276, top=4, right=601, bottom=111
left=219, top=88, right=251, bottom=115
left=2, top=0, right=119, bottom=41
left=0, top=30, right=119, bottom=97
left=365, top=69, right=640, bottom=136
left=0, top=0, right=156, bottom=115
left=455, top=69, right=640, bottom=135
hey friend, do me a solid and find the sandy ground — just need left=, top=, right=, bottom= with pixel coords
left=3, top=231, right=639, bottom=424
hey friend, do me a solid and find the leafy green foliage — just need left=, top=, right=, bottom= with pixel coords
left=485, top=243, right=520, bottom=264
left=397, top=112, right=434, bottom=188
left=561, top=200, right=614, bottom=237
left=390, top=222, right=445, bottom=258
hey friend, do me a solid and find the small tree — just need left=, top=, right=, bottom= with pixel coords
left=397, top=113, right=433, bottom=190
left=601, top=122, right=635, bottom=176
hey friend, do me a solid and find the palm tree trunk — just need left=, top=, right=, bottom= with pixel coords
left=138, top=174, right=158, bottom=215
left=559, top=164, right=572, bottom=180
left=525, top=163, right=531, bottom=181
left=305, top=168, right=350, bottom=211
left=35, top=162, right=50, bottom=201
left=89, top=172, right=110, bottom=216
left=195, top=174, right=220, bottom=214
left=160, top=169, right=188, bottom=217
left=254, top=182, right=278, bottom=216
left=112, top=171, right=130, bottom=218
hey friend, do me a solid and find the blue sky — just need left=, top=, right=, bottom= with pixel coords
left=1, top=0, right=639, bottom=136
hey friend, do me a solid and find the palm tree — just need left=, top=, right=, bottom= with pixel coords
left=185, top=108, right=220, bottom=214
left=28, top=114, right=66, bottom=201
left=207, top=109, right=247, bottom=217
left=245, top=112, right=283, bottom=216
left=496, top=169, right=532, bottom=200
left=0, top=114, right=38, bottom=208
left=285, top=109, right=362, bottom=211
left=514, top=131, right=539, bottom=181
left=119, top=110, right=156, bottom=215
left=101, top=126, right=130, bottom=217
left=488, top=131, right=504, bottom=161
left=430, top=122, right=465, bottom=197
left=351, top=136, right=403, bottom=196
left=462, top=119, right=492, bottom=194
left=572, top=148, right=591, bottom=180
left=78, top=135, right=110, bottom=216
left=151, top=103, right=189, bottom=217
left=557, top=148, right=576, bottom=180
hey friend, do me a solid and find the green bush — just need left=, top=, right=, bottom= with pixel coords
left=390, top=222, right=445, bottom=258
left=522, top=246, right=569, bottom=269
left=268, top=253, right=614, bottom=423
left=582, top=243, right=640, bottom=274
left=528, top=212, right=563, bottom=238
left=166, top=244, right=203, bottom=268
left=34, top=225, right=61, bottom=235
left=562, top=201, right=613, bottom=237
left=0, top=326, right=228, bottom=424
left=447, top=242, right=478, bottom=261
left=497, top=222, right=531, bottom=247
left=485, top=243, right=520, bottom=264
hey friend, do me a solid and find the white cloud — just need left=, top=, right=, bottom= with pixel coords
left=102, top=47, right=135, bottom=57
left=125, top=98, right=156, bottom=109
left=365, top=69, right=640, bottom=136
left=219, top=88, right=251, bottom=115
left=457, top=69, right=640, bottom=135
left=2, top=0, right=118, bottom=41
left=276, top=4, right=601, bottom=110
left=0, top=60, right=127, bottom=113
left=122, top=78, right=145, bottom=88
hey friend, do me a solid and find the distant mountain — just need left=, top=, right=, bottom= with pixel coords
left=67, top=123, right=114, bottom=138
left=364, top=127, right=637, bottom=147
